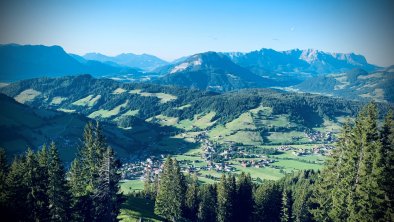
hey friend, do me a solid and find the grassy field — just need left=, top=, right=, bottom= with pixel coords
left=72, top=94, right=101, bottom=107
left=50, top=96, right=67, bottom=105
left=112, top=88, right=127, bottom=94
left=88, top=100, right=129, bottom=118
left=120, top=180, right=144, bottom=194
left=266, top=131, right=310, bottom=144
left=118, top=196, right=163, bottom=222
left=14, top=89, right=41, bottom=104
left=176, top=112, right=216, bottom=130
left=272, top=159, right=323, bottom=171
left=129, top=89, right=177, bottom=103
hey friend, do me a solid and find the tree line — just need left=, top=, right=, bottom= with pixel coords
left=0, top=122, right=123, bottom=222
left=144, top=103, right=393, bottom=222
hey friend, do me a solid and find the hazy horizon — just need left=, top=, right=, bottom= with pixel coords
left=1, top=0, right=393, bottom=66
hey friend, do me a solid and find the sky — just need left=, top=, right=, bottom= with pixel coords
left=0, top=0, right=393, bottom=66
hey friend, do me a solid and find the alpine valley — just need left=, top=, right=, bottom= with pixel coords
left=0, top=43, right=393, bottom=222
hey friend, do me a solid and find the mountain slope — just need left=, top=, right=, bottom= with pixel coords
left=0, top=44, right=141, bottom=82
left=223, top=48, right=379, bottom=84
left=2, top=74, right=392, bottom=168
left=156, top=52, right=278, bottom=91
left=83, top=52, right=168, bottom=71
left=293, top=67, right=394, bottom=103
left=0, top=93, right=144, bottom=162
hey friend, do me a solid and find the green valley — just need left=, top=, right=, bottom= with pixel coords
left=1, top=75, right=390, bottom=184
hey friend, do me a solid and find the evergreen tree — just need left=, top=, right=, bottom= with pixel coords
left=292, top=182, right=313, bottom=222
left=310, top=122, right=353, bottom=221
left=69, top=157, right=94, bottom=221
left=94, top=147, right=123, bottom=222
left=235, top=172, right=253, bottom=222
left=0, top=148, right=8, bottom=210
left=143, top=164, right=152, bottom=198
left=155, top=157, right=186, bottom=221
left=254, top=181, right=281, bottom=222
left=311, top=104, right=390, bottom=222
left=47, top=142, right=71, bottom=221
left=380, top=110, right=394, bottom=221
left=152, top=173, right=159, bottom=200
left=281, top=190, right=292, bottom=222
left=68, top=122, right=114, bottom=221
left=216, top=174, right=236, bottom=222
left=197, top=184, right=217, bottom=222
left=25, top=148, right=50, bottom=221
left=185, top=174, right=199, bottom=221
left=345, top=104, right=385, bottom=221
left=5, top=156, right=29, bottom=221
left=80, top=122, right=106, bottom=193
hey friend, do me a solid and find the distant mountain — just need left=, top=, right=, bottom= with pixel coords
left=83, top=52, right=168, bottom=71
left=156, top=52, right=278, bottom=91
left=0, top=44, right=143, bottom=82
left=222, top=48, right=379, bottom=84
left=292, top=66, right=394, bottom=103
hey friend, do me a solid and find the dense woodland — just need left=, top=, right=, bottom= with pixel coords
left=0, top=103, right=393, bottom=221
left=2, top=75, right=391, bottom=127
left=0, top=123, right=123, bottom=221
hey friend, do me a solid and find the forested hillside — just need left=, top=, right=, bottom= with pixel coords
left=293, top=66, right=394, bottom=103
left=0, top=104, right=392, bottom=222
left=0, top=75, right=391, bottom=163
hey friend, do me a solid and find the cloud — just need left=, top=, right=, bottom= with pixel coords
left=290, top=26, right=295, bottom=32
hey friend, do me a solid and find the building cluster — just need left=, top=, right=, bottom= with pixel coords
left=120, top=156, right=163, bottom=180
left=275, top=143, right=335, bottom=156
left=305, top=130, right=335, bottom=142
left=238, top=158, right=275, bottom=168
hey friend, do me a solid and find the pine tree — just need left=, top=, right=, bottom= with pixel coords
left=347, top=103, right=385, bottom=221
left=25, top=148, right=50, bottom=221
left=143, top=164, right=152, bottom=198
left=185, top=174, right=199, bottom=221
left=68, top=122, right=111, bottom=221
left=254, top=181, right=282, bottom=222
left=0, top=148, right=8, bottom=209
left=217, top=174, right=236, bottom=222
left=80, top=122, right=106, bottom=192
left=197, top=184, right=217, bottom=222
left=292, top=182, right=313, bottom=222
left=152, top=173, right=159, bottom=200
left=6, top=156, right=29, bottom=221
left=281, top=190, right=292, bottom=222
left=155, top=157, right=186, bottom=221
left=311, top=104, right=391, bottom=222
left=311, top=119, right=358, bottom=221
left=94, top=147, right=123, bottom=222
left=69, top=157, right=94, bottom=221
left=235, top=172, right=253, bottom=222
left=47, top=142, right=71, bottom=221
left=380, top=110, right=394, bottom=221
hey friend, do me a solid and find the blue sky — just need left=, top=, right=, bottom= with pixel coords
left=0, top=0, right=393, bottom=66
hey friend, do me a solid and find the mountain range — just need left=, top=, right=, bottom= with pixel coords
left=0, top=44, right=142, bottom=82
left=83, top=52, right=168, bottom=71
left=223, top=48, right=379, bottom=84
left=1, top=44, right=391, bottom=102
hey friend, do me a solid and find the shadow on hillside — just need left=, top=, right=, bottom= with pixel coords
left=102, top=117, right=198, bottom=161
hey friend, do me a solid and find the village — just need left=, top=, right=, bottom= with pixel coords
left=120, top=130, right=334, bottom=182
